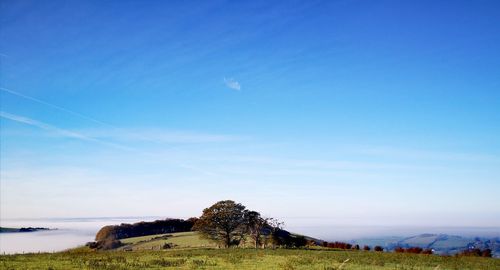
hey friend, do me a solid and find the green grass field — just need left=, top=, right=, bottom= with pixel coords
left=1, top=247, right=499, bottom=270
left=1, top=232, right=498, bottom=269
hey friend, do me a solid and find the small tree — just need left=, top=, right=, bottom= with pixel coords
left=193, top=200, right=247, bottom=248
left=245, top=211, right=267, bottom=249
left=266, top=218, right=284, bottom=248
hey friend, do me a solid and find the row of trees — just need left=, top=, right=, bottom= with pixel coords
left=194, top=200, right=302, bottom=248
left=90, top=218, right=196, bottom=250
left=95, top=218, right=195, bottom=241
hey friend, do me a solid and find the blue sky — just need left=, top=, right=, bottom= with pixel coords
left=1, top=0, right=499, bottom=228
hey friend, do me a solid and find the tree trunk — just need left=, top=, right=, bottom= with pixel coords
left=225, top=232, right=231, bottom=248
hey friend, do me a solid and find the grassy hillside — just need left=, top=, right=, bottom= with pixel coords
left=119, top=231, right=217, bottom=250
left=1, top=248, right=498, bottom=269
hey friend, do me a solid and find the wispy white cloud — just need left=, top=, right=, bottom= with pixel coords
left=1, top=88, right=243, bottom=144
left=224, top=77, right=241, bottom=91
left=0, top=111, right=224, bottom=176
left=0, top=111, right=131, bottom=150
left=0, top=87, right=113, bottom=127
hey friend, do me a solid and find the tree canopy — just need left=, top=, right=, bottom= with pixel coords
left=193, top=200, right=248, bottom=247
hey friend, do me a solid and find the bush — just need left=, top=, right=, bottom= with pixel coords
left=421, top=249, right=433, bottom=255
left=374, top=246, right=384, bottom=252
left=394, top=247, right=432, bottom=254
left=406, top=247, right=423, bottom=254
left=458, top=248, right=492, bottom=257
left=394, top=247, right=405, bottom=253
left=85, top=239, right=123, bottom=250
left=363, top=245, right=371, bottom=251
left=324, top=241, right=354, bottom=249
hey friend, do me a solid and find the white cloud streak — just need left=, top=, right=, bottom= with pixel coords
left=0, top=87, right=113, bottom=127
left=0, top=111, right=218, bottom=176
left=224, top=77, right=241, bottom=91
left=0, top=111, right=131, bottom=150
left=0, top=88, right=243, bottom=144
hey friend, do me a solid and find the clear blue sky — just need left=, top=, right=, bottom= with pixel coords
left=1, top=0, right=499, bottom=228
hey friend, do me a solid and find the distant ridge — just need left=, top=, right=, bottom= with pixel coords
left=353, top=233, right=500, bottom=257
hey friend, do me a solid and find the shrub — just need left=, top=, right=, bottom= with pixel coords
left=363, top=245, right=371, bottom=251
left=85, top=239, right=123, bottom=250
left=394, top=246, right=431, bottom=254
left=421, top=249, right=433, bottom=255
left=394, top=247, right=405, bottom=253
left=482, top=249, right=492, bottom=257
left=374, top=246, right=384, bottom=252
left=406, top=247, right=423, bottom=254
left=324, top=241, right=354, bottom=249
left=458, top=248, right=492, bottom=257
left=99, top=239, right=123, bottom=250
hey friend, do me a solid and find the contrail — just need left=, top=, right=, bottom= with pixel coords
left=0, top=87, right=209, bottom=145
left=0, top=111, right=217, bottom=176
left=0, top=88, right=218, bottom=176
left=0, top=111, right=132, bottom=151
left=0, top=87, right=114, bottom=127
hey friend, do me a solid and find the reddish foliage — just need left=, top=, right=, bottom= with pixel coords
left=406, top=247, right=423, bottom=254
left=394, top=246, right=432, bottom=254
left=325, top=241, right=353, bottom=249
left=394, top=247, right=405, bottom=253
left=458, top=248, right=492, bottom=257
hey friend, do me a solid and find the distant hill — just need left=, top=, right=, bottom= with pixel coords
left=353, top=234, right=500, bottom=257
left=0, top=227, right=51, bottom=233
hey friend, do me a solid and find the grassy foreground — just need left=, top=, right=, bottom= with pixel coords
left=1, top=248, right=499, bottom=270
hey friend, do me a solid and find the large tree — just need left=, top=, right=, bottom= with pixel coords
left=193, top=200, right=247, bottom=248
